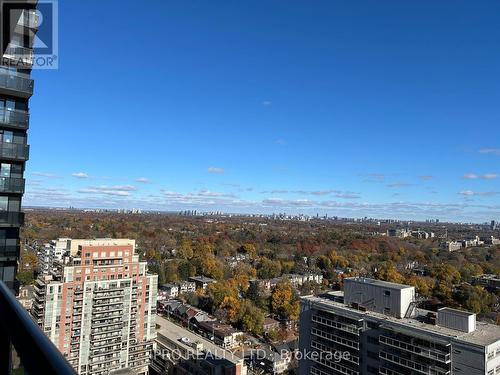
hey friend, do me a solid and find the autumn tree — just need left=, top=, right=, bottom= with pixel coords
left=220, top=296, right=241, bottom=323
left=238, top=300, right=265, bottom=335
left=239, top=243, right=257, bottom=259
left=375, top=261, right=404, bottom=283
left=178, top=240, right=193, bottom=259
left=207, top=280, right=238, bottom=310
left=257, top=258, right=282, bottom=279
left=271, top=280, right=300, bottom=320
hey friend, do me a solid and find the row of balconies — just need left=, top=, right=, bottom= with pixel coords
left=91, top=339, right=122, bottom=350
left=91, top=312, right=122, bottom=321
left=379, top=367, right=407, bottom=375
left=92, top=291, right=124, bottom=300
left=89, top=355, right=120, bottom=366
left=91, top=319, right=122, bottom=328
left=90, top=335, right=122, bottom=346
left=90, top=325, right=123, bottom=336
left=92, top=304, right=123, bottom=314
left=310, top=340, right=359, bottom=365
left=311, top=327, right=360, bottom=350
left=312, top=314, right=361, bottom=335
left=379, top=335, right=451, bottom=363
left=93, top=298, right=122, bottom=306
left=312, top=355, right=359, bottom=375
left=380, top=351, right=450, bottom=375
left=91, top=325, right=123, bottom=336
left=310, top=367, right=331, bottom=375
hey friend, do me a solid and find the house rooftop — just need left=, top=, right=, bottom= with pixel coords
left=189, top=276, right=217, bottom=283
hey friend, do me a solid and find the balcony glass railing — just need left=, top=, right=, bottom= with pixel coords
left=0, top=142, right=29, bottom=160
left=0, top=211, right=24, bottom=226
left=0, top=108, right=29, bottom=129
left=3, top=44, right=34, bottom=67
left=0, top=69, right=34, bottom=95
left=0, top=281, right=77, bottom=375
left=0, top=177, right=25, bottom=193
left=379, top=335, right=451, bottom=363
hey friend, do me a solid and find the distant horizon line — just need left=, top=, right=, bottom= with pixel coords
left=21, top=205, right=497, bottom=226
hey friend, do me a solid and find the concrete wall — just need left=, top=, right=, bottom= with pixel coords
left=451, top=341, right=485, bottom=375
left=298, top=299, right=313, bottom=374
left=344, top=278, right=414, bottom=318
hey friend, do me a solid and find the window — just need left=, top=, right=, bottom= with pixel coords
left=0, top=130, right=13, bottom=143
left=0, top=197, right=8, bottom=211
left=384, top=290, right=391, bottom=296
left=0, top=164, right=11, bottom=177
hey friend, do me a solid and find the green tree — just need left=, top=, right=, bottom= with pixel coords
left=257, top=258, right=282, bottom=279
left=238, top=300, right=265, bottom=335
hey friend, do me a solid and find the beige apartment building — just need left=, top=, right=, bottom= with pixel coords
left=31, top=238, right=157, bottom=375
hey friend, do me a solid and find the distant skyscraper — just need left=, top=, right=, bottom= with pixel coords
left=0, top=1, right=37, bottom=292
left=32, top=239, right=158, bottom=375
left=492, top=220, right=496, bottom=230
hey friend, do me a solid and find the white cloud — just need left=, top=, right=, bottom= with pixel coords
left=78, top=189, right=130, bottom=197
left=386, top=182, right=413, bottom=188
left=72, top=172, right=89, bottom=179
left=135, top=177, right=151, bottom=183
left=482, top=173, right=498, bottom=180
left=459, top=190, right=499, bottom=197
left=463, top=173, right=498, bottom=180
left=463, top=173, right=478, bottom=179
left=208, top=167, right=225, bottom=174
left=77, top=185, right=137, bottom=197
left=262, top=101, right=272, bottom=106
left=31, top=172, right=58, bottom=178
left=419, top=175, right=433, bottom=180
left=479, top=148, right=500, bottom=155
left=361, top=173, right=386, bottom=182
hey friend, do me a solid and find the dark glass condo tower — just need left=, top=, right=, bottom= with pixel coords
left=0, top=0, right=36, bottom=292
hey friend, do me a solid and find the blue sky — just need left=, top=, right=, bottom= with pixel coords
left=25, top=0, right=500, bottom=222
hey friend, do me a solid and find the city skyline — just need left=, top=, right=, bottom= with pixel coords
left=25, top=0, right=500, bottom=222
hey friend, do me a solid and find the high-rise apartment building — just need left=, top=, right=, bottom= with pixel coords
left=0, top=0, right=37, bottom=292
left=299, top=277, right=500, bottom=375
left=31, top=238, right=158, bottom=375
left=38, top=237, right=72, bottom=274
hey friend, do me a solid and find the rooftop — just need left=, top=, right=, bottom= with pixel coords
left=198, top=320, right=240, bottom=336
left=438, top=307, right=475, bottom=318
left=303, top=295, right=500, bottom=347
left=189, top=276, right=217, bottom=283
left=345, top=277, right=414, bottom=290
left=155, top=315, right=242, bottom=365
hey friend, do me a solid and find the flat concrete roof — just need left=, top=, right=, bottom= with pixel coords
left=303, top=296, right=500, bottom=347
left=345, top=277, right=413, bottom=290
